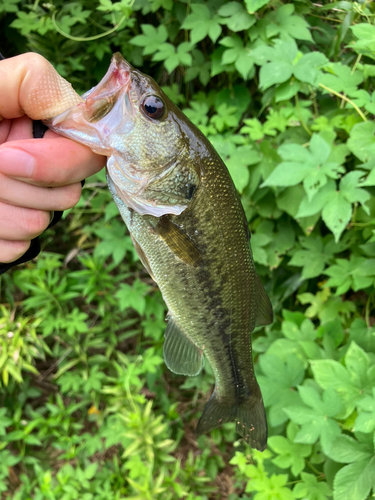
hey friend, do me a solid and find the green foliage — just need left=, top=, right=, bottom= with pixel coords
left=1, top=0, right=375, bottom=499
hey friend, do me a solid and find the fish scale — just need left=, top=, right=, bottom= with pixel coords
left=44, top=53, right=273, bottom=451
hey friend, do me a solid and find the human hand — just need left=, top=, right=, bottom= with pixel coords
left=0, top=53, right=106, bottom=264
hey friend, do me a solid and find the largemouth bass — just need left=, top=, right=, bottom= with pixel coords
left=44, top=53, right=273, bottom=451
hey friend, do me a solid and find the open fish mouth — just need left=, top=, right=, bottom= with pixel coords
left=82, top=53, right=132, bottom=124
left=44, top=53, right=134, bottom=155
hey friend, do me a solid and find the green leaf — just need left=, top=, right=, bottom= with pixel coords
left=355, top=389, right=375, bottom=434
left=340, top=171, right=370, bottom=213
left=289, top=236, right=332, bottom=279
left=321, top=191, right=351, bottom=242
left=244, top=0, right=269, bottom=14
left=285, top=387, right=342, bottom=452
left=350, top=23, right=375, bottom=60
left=114, top=279, right=149, bottom=315
left=311, top=343, right=375, bottom=418
left=181, top=4, right=222, bottom=44
left=333, top=457, right=375, bottom=500
left=293, top=472, right=332, bottom=500
left=325, top=434, right=372, bottom=464
left=220, top=36, right=255, bottom=79
left=263, top=135, right=344, bottom=209
left=347, top=121, right=375, bottom=162
left=320, top=63, right=364, bottom=95
left=325, top=256, right=375, bottom=294
left=130, top=24, right=168, bottom=55
left=296, top=181, right=336, bottom=218
left=0, top=0, right=20, bottom=13
left=294, top=52, right=328, bottom=85
left=218, top=2, right=255, bottom=32
left=269, top=423, right=312, bottom=476
left=259, top=62, right=294, bottom=90
left=258, top=354, right=305, bottom=426
left=264, top=3, right=312, bottom=41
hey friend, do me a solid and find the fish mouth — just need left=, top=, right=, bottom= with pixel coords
left=82, top=53, right=132, bottom=123
left=44, top=53, right=135, bottom=154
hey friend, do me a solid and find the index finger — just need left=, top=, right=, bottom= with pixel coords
left=0, top=53, right=83, bottom=121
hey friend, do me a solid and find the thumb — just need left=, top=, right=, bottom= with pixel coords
left=0, top=52, right=83, bottom=121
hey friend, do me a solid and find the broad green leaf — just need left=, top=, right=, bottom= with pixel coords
left=130, top=24, right=168, bottom=55
left=259, top=62, right=293, bottom=89
left=325, top=256, right=375, bottom=294
left=285, top=387, right=342, bottom=452
left=355, top=388, right=375, bottom=433
left=345, top=342, right=369, bottom=388
left=333, top=457, right=375, bottom=500
left=218, top=2, right=255, bottom=32
left=320, top=62, right=364, bottom=95
left=258, top=354, right=305, bottom=426
left=269, top=423, right=312, bottom=476
left=294, top=51, right=328, bottom=85
left=220, top=36, right=256, bottom=79
left=311, top=345, right=375, bottom=418
left=321, top=191, right=351, bottom=242
left=244, top=0, right=269, bottom=14
left=350, top=23, right=375, bottom=60
left=181, top=4, right=222, bottom=44
left=296, top=180, right=336, bottom=218
left=114, top=279, right=149, bottom=315
left=340, top=171, right=370, bottom=214
left=289, top=236, right=332, bottom=278
left=347, top=122, right=375, bottom=162
left=294, top=472, right=332, bottom=500
left=325, top=434, right=372, bottom=463
left=264, top=3, right=312, bottom=41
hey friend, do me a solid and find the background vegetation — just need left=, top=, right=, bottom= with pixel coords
left=1, top=0, right=375, bottom=498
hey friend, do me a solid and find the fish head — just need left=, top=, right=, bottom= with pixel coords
left=45, top=53, right=201, bottom=217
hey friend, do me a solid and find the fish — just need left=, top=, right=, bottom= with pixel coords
left=44, top=53, right=273, bottom=451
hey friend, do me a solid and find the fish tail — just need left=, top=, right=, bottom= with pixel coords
left=196, top=389, right=267, bottom=451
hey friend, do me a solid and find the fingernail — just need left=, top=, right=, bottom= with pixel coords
left=0, top=148, right=35, bottom=178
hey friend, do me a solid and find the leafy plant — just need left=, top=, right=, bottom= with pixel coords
left=1, top=0, right=375, bottom=499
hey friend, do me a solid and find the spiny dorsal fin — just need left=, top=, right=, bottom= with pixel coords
left=154, top=216, right=203, bottom=267
left=164, top=314, right=204, bottom=376
left=254, top=274, right=273, bottom=328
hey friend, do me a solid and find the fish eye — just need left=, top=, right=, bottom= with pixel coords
left=141, top=95, right=165, bottom=120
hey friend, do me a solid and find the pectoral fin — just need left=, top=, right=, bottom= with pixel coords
left=164, top=314, right=204, bottom=376
left=130, top=234, right=155, bottom=281
left=254, top=274, right=273, bottom=327
left=154, top=216, right=203, bottom=267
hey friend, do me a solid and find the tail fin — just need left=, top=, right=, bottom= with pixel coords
left=196, top=391, right=267, bottom=451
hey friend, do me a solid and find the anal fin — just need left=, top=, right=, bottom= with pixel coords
left=164, top=314, right=204, bottom=376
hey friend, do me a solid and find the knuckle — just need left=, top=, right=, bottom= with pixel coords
left=25, top=209, right=50, bottom=237
left=31, top=152, right=74, bottom=187
left=0, top=174, right=7, bottom=199
left=23, top=52, right=50, bottom=72
left=0, top=240, right=30, bottom=263
left=60, top=183, right=82, bottom=210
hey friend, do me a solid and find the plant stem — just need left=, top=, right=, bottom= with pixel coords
left=318, top=83, right=367, bottom=121
left=52, top=11, right=126, bottom=42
